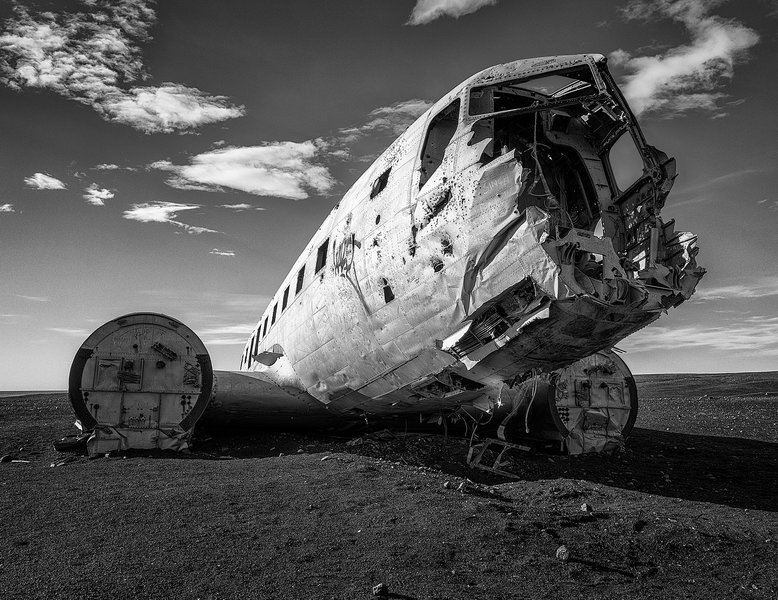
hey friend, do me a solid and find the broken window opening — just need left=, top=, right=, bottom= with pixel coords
left=370, top=167, right=391, bottom=199
left=607, top=131, right=645, bottom=193
left=431, top=257, right=444, bottom=273
left=271, top=304, right=277, bottom=325
left=282, top=286, right=290, bottom=311
left=315, top=238, right=329, bottom=273
left=441, top=237, right=454, bottom=257
left=419, top=99, right=460, bottom=189
left=381, top=278, right=395, bottom=303
left=296, top=266, right=305, bottom=295
left=468, top=65, right=598, bottom=116
left=475, top=111, right=600, bottom=230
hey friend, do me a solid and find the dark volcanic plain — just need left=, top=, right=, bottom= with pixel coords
left=1, top=372, right=777, bottom=600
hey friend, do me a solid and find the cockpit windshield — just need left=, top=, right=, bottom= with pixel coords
left=468, top=65, right=599, bottom=116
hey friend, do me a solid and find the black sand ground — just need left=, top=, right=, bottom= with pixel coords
left=1, top=373, right=777, bottom=599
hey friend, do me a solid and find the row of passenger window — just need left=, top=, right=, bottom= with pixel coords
left=242, top=237, right=330, bottom=368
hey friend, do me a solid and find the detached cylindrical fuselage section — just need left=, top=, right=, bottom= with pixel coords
left=67, top=313, right=350, bottom=456
left=68, top=313, right=214, bottom=456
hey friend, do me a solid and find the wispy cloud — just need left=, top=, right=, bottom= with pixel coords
left=123, top=201, right=218, bottom=234
left=151, top=141, right=335, bottom=200
left=199, top=323, right=255, bottom=345
left=16, top=294, right=49, bottom=302
left=48, top=327, right=89, bottom=337
left=209, top=248, right=235, bottom=256
left=757, top=198, right=778, bottom=211
left=407, top=0, right=498, bottom=25
left=219, top=203, right=265, bottom=211
left=0, top=203, right=14, bottom=213
left=620, top=315, right=778, bottom=357
left=24, top=172, right=66, bottom=189
left=83, top=183, right=114, bottom=206
left=93, top=163, right=137, bottom=171
left=694, top=276, right=778, bottom=301
left=0, top=1, right=244, bottom=133
left=610, top=0, right=759, bottom=117
left=335, top=99, right=432, bottom=143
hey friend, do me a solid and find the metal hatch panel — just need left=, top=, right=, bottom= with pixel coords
left=68, top=313, right=213, bottom=456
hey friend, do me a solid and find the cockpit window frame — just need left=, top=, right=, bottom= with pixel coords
left=465, top=64, right=604, bottom=120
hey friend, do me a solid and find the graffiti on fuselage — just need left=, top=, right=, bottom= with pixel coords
left=334, top=233, right=360, bottom=277
left=333, top=232, right=370, bottom=312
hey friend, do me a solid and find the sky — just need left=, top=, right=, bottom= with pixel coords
left=1, top=0, right=777, bottom=390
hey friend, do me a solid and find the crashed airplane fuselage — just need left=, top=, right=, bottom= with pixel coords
left=68, top=54, right=704, bottom=456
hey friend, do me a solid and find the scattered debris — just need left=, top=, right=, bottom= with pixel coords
left=49, top=456, right=77, bottom=468
left=372, top=582, right=389, bottom=597
left=580, top=503, right=592, bottom=513
left=555, top=545, right=571, bottom=562
left=443, top=480, right=452, bottom=489
left=53, top=433, right=89, bottom=453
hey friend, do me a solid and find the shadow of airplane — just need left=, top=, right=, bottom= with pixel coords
left=186, top=425, right=777, bottom=513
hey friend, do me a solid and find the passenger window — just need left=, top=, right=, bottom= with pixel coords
left=381, top=277, right=395, bottom=303
left=282, top=286, right=290, bottom=311
left=271, top=304, right=277, bottom=325
left=263, top=317, right=268, bottom=337
left=296, top=265, right=305, bottom=294
left=370, top=167, right=391, bottom=199
left=316, top=238, right=329, bottom=272
left=419, top=99, right=460, bottom=189
left=252, top=332, right=259, bottom=356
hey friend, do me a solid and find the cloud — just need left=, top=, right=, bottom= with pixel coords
left=24, top=172, right=66, bottom=189
left=151, top=141, right=335, bottom=200
left=620, top=315, right=778, bottom=357
left=209, top=248, right=235, bottom=256
left=102, top=84, right=245, bottom=134
left=407, top=0, right=498, bottom=25
left=123, top=201, right=218, bottom=234
left=94, top=163, right=119, bottom=170
left=16, top=294, right=49, bottom=302
left=0, top=203, right=14, bottom=213
left=693, top=276, right=778, bottom=301
left=48, top=327, right=89, bottom=337
left=0, top=1, right=244, bottom=133
left=336, top=99, right=432, bottom=143
left=83, top=183, right=114, bottom=206
left=219, top=203, right=265, bottom=211
left=198, top=322, right=255, bottom=345
left=610, top=0, right=759, bottom=117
